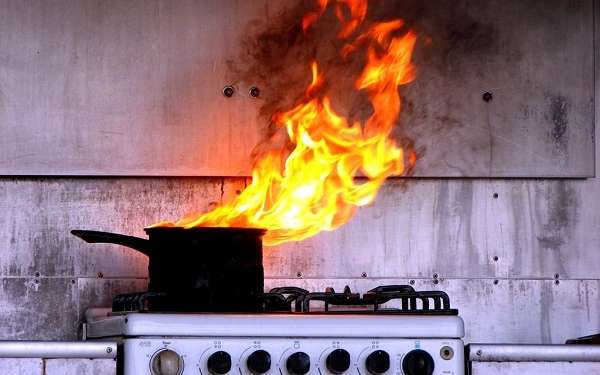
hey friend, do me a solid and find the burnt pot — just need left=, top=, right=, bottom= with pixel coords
left=71, top=227, right=266, bottom=312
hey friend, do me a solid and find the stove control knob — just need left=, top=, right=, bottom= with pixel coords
left=286, top=351, right=311, bottom=375
left=326, top=349, right=351, bottom=374
left=208, top=351, right=232, bottom=375
left=247, top=349, right=271, bottom=374
left=401, top=349, right=434, bottom=375
left=365, top=350, right=390, bottom=375
left=150, top=349, right=183, bottom=375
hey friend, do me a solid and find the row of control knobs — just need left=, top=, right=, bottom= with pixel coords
left=151, top=348, right=435, bottom=375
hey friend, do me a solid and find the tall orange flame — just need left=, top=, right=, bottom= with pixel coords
left=152, top=0, right=418, bottom=246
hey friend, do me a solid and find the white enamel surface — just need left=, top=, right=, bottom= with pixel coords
left=121, top=313, right=464, bottom=339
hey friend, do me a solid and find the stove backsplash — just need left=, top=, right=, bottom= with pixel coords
left=0, top=176, right=599, bottom=344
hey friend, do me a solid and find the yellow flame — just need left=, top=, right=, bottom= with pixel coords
left=152, top=0, right=418, bottom=246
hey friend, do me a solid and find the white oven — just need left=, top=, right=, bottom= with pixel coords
left=83, top=285, right=465, bottom=375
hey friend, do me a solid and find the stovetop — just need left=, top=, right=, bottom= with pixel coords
left=110, top=284, right=459, bottom=315
left=85, top=285, right=463, bottom=339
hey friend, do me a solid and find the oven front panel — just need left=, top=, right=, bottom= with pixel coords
left=123, top=337, right=465, bottom=375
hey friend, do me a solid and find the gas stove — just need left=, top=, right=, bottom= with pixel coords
left=83, top=285, right=465, bottom=375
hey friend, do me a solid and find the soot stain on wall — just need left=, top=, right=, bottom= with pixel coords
left=536, top=180, right=575, bottom=256
left=539, top=281, right=554, bottom=342
left=546, top=94, right=569, bottom=158
left=233, top=0, right=497, bottom=163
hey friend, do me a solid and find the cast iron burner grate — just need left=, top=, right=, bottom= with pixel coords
left=112, top=292, right=167, bottom=312
left=111, top=285, right=458, bottom=315
left=259, top=285, right=458, bottom=315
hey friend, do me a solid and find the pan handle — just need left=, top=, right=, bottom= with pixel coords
left=70, top=230, right=151, bottom=257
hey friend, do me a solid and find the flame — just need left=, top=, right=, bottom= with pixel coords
left=303, top=0, right=367, bottom=38
left=152, top=0, right=418, bottom=246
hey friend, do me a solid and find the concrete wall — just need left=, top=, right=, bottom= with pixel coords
left=1, top=174, right=599, bottom=344
left=0, top=0, right=594, bottom=177
left=0, top=0, right=599, bottom=345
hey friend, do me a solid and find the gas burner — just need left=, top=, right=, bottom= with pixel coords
left=110, top=284, right=458, bottom=316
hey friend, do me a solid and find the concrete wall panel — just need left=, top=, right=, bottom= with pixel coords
left=0, top=0, right=594, bottom=177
